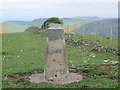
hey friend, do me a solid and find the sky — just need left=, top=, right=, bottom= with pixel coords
left=0, top=0, right=119, bottom=22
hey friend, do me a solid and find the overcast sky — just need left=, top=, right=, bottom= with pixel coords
left=0, top=0, right=119, bottom=22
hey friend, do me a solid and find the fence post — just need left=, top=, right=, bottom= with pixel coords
left=110, top=26, right=112, bottom=47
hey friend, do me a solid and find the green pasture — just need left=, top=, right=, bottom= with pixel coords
left=67, top=33, right=119, bottom=48
left=4, top=22, right=30, bottom=33
left=2, top=32, right=119, bottom=88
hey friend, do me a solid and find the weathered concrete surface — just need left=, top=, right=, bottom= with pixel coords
left=44, top=29, right=69, bottom=83
left=29, top=29, right=83, bottom=84
left=29, top=73, right=45, bottom=83
left=29, top=73, right=82, bottom=84
left=29, top=29, right=82, bottom=84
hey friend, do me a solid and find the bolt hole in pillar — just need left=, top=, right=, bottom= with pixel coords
left=55, top=74, right=58, bottom=77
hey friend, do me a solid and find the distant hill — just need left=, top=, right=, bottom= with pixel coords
left=0, top=16, right=111, bottom=33
left=73, top=19, right=118, bottom=37
left=1, top=21, right=32, bottom=33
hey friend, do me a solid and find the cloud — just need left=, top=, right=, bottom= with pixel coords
left=0, top=0, right=118, bottom=22
left=1, top=0, right=118, bottom=10
left=1, top=0, right=119, bottom=2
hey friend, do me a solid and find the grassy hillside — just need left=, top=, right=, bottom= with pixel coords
left=1, top=17, right=104, bottom=33
left=67, top=33, right=119, bottom=48
left=74, top=19, right=118, bottom=37
left=3, top=21, right=32, bottom=33
left=2, top=32, right=119, bottom=88
left=0, top=23, right=7, bottom=34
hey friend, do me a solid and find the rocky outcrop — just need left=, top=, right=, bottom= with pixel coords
left=25, top=26, right=40, bottom=32
left=65, top=38, right=119, bottom=55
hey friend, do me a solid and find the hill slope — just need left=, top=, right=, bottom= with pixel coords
left=1, top=16, right=105, bottom=33
left=73, top=19, right=118, bottom=37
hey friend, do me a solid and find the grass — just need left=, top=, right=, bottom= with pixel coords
left=4, top=22, right=30, bottom=33
left=66, top=33, right=119, bottom=48
left=2, top=32, right=119, bottom=88
left=1, top=17, right=92, bottom=33
left=2, top=32, right=45, bottom=76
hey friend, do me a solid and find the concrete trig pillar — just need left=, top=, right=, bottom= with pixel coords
left=44, top=29, right=69, bottom=83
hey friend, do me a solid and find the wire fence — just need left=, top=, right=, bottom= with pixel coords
left=63, top=24, right=119, bottom=53
left=37, top=22, right=119, bottom=59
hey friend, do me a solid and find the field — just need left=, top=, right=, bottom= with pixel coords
left=0, top=23, right=7, bottom=34
left=64, top=21, right=89, bottom=33
left=0, top=17, right=96, bottom=33
left=3, top=22, right=31, bottom=33
left=2, top=32, right=119, bottom=88
left=66, top=33, right=119, bottom=48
